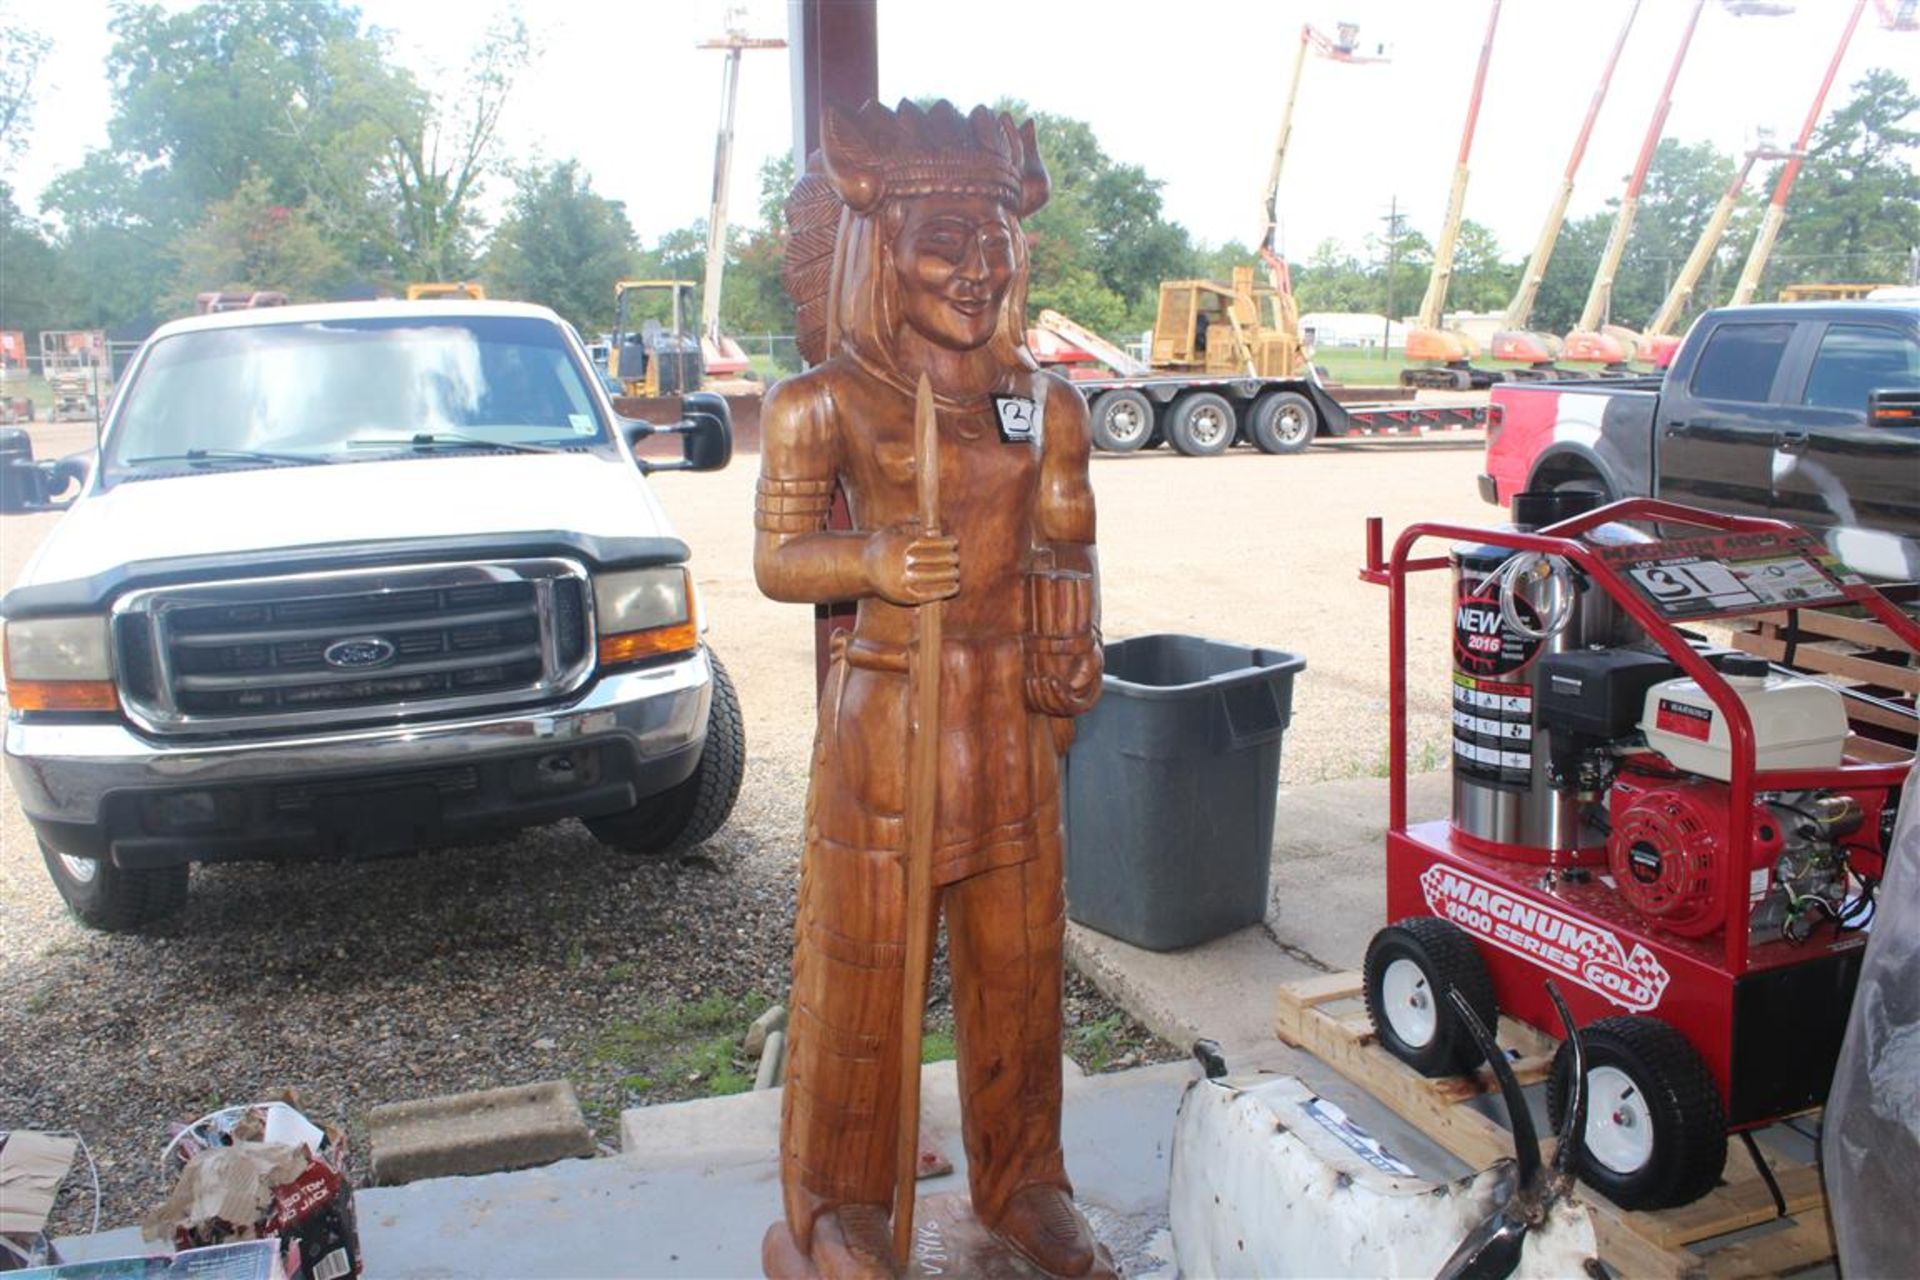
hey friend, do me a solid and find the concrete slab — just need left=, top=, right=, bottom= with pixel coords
left=1067, top=922, right=1319, bottom=1054
left=1265, top=770, right=1452, bottom=974
left=358, top=1060, right=1195, bottom=1279
left=368, top=1080, right=595, bottom=1186
left=57, top=1052, right=1475, bottom=1279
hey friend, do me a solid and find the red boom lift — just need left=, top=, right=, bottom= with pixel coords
left=1361, top=493, right=1916, bottom=1209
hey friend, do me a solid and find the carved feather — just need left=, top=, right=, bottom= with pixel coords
left=784, top=151, right=842, bottom=367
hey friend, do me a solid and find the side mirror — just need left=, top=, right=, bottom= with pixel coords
left=47, top=453, right=93, bottom=504
left=1868, top=387, right=1919, bottom=426
left=677, top=391, right=734, bottom=472
left=623, top=392, right=733, bottom=474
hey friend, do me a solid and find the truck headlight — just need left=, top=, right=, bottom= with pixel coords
left=3, top=616, right=120, bottom=712
left=593, top=567, right=698, bottom=667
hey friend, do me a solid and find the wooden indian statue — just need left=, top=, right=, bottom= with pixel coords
left=755, top=100, right=1106, bottom=1278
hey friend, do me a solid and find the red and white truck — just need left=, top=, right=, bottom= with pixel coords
left=1482, top=301, right=1920, bottom=581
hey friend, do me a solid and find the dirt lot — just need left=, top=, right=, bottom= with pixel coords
left=0, top=424, right=1495, bottom=1233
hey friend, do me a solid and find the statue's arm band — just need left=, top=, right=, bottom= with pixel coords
left=755, top=476, right=836, bottom=533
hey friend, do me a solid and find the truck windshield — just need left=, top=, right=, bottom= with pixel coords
left=105, top=315, right=610, bottom=476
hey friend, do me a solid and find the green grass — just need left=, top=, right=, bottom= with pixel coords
left=1065, top=1012, right=1128, bottom=1073
left=591, top=992, right=766, bottom=1099
left=920, top=1028, right=955, bottom=1063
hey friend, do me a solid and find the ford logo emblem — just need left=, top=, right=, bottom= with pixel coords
left=323, top=636, right=397, bottom=670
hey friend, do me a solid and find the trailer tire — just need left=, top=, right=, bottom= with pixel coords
left=1166, top=391, right=1237, bottom=456
left=1548, top=1015, right=1727, bottom=1210
left=1363, top=917, right=1497, bottom=1077
left=1089, top=389, right=1155, bottom=453
left=1249, top=391, right=1317, bottom=455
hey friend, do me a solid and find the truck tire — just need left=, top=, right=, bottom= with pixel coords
left=40, top=839, right=190, bottom=932
left=1548, top=1015, right=1727, bottom=1210
left=587, top=652, right=745, bottom=858
left=1089, top=389, right=1154, bottom=453
left=1249, top=390, right=1317, bottom=455
left=1166, top=392, right=1237, bottom=456
left=1529, top=459, right=1615, bottom=504
left=1363, top=917, right=1497, bottom=1076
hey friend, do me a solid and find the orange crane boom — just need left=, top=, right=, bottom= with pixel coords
left=1490, top=0, right=1640, bottom=368
left=1401, top=0, right=1502, bottom=389
left=1561, top=0, right=1706, bottom=366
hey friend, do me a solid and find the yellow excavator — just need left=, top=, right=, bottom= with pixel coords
left=608, top=280, right=706, bottom=398
left=405, top=282, right=488, bottom=302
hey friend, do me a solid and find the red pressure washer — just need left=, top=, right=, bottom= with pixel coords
left=1359, top=492, right=1916, bottom=1210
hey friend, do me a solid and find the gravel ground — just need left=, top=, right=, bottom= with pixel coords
left=0, top=421, right=1494, bottom=1237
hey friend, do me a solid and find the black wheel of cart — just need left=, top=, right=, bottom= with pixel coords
left=1548, top=1015, right=1727, bottom=1210
left=1363, top=917, right=1498, bottom=1076
left=1165, top=391, right=1237, bottom=456
left=1249, top=390, right=1317, bottom=455
left=1088, top=389, right=1155, bottom=453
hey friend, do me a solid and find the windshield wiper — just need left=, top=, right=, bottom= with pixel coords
left=124, top=448, right=329, bottom=468
left=349, top=432, right=561, bottom=455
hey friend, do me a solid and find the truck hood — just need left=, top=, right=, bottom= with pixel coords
left=19, top=451, right=678, bottom=590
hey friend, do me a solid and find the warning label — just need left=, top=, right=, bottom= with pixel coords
left=1452, top=674, right=1534, bottom=786
left=1654, top=698, right=1713, bottom=742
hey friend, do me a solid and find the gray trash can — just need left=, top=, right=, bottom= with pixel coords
left=1064, top=634, right=1305, bottom=951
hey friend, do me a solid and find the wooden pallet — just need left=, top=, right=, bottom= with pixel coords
left=1726, top=598, right=1917, bottom=763
left=1274, top=973, right=1833, bottom=1280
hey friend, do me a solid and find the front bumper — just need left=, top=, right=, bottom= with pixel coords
left=5, top=653, right=712, bottom=868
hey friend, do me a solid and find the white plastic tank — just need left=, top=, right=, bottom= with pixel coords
left=1639, top=655, right=1848, bottom=782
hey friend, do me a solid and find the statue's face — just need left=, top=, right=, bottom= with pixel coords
left=891, top=195, right=1018, bottom=351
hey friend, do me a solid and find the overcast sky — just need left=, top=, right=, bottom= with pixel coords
left=9, top=0, right=1915, bottom=261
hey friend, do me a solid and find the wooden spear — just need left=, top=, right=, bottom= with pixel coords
left=892, top=372, right=942, bottom=1267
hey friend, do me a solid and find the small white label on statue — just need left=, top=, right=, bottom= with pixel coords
left=993, top=394, right=1039, bottom=444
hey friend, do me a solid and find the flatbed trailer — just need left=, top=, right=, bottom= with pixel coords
left=1068, top=372, right=1489, bottom=457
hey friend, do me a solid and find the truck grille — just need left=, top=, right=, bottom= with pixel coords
left=113, top=559, right=593, bottom=735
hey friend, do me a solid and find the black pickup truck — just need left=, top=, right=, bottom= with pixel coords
left=1483, top=301, right=1920, bottom=580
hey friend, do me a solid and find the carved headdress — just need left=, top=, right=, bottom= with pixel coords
left=785, top=100, right=1050, bottom=370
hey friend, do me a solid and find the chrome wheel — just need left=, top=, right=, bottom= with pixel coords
left=1106, top=399, right=1147, bottom=445
left=1188, top=405, right=1230, bottom=449
left=57, top=851, right=99, bottom=884
left=1272, top=404, right=1310, bottom=446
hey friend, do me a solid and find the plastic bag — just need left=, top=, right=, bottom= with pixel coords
left=1822, top=764, right=1920, bottom=1276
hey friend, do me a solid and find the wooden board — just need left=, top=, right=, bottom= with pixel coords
left=1727, top=604, right=1918, bottom=760
left=1274, top=974, right=1834, bottom=1280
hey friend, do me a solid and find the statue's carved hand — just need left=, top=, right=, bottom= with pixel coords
left=863, top=522, right=960, bottom=606
left=1025, top=641, right=1101, bottom=719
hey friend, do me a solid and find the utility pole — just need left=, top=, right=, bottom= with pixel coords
left=1382, top=199, right=1403, bottom=356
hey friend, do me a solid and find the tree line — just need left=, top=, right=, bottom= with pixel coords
left=1, top=3, right=1913, bottom=358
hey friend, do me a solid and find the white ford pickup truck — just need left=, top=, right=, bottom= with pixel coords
left=2, top=300, right=742, bottom=930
